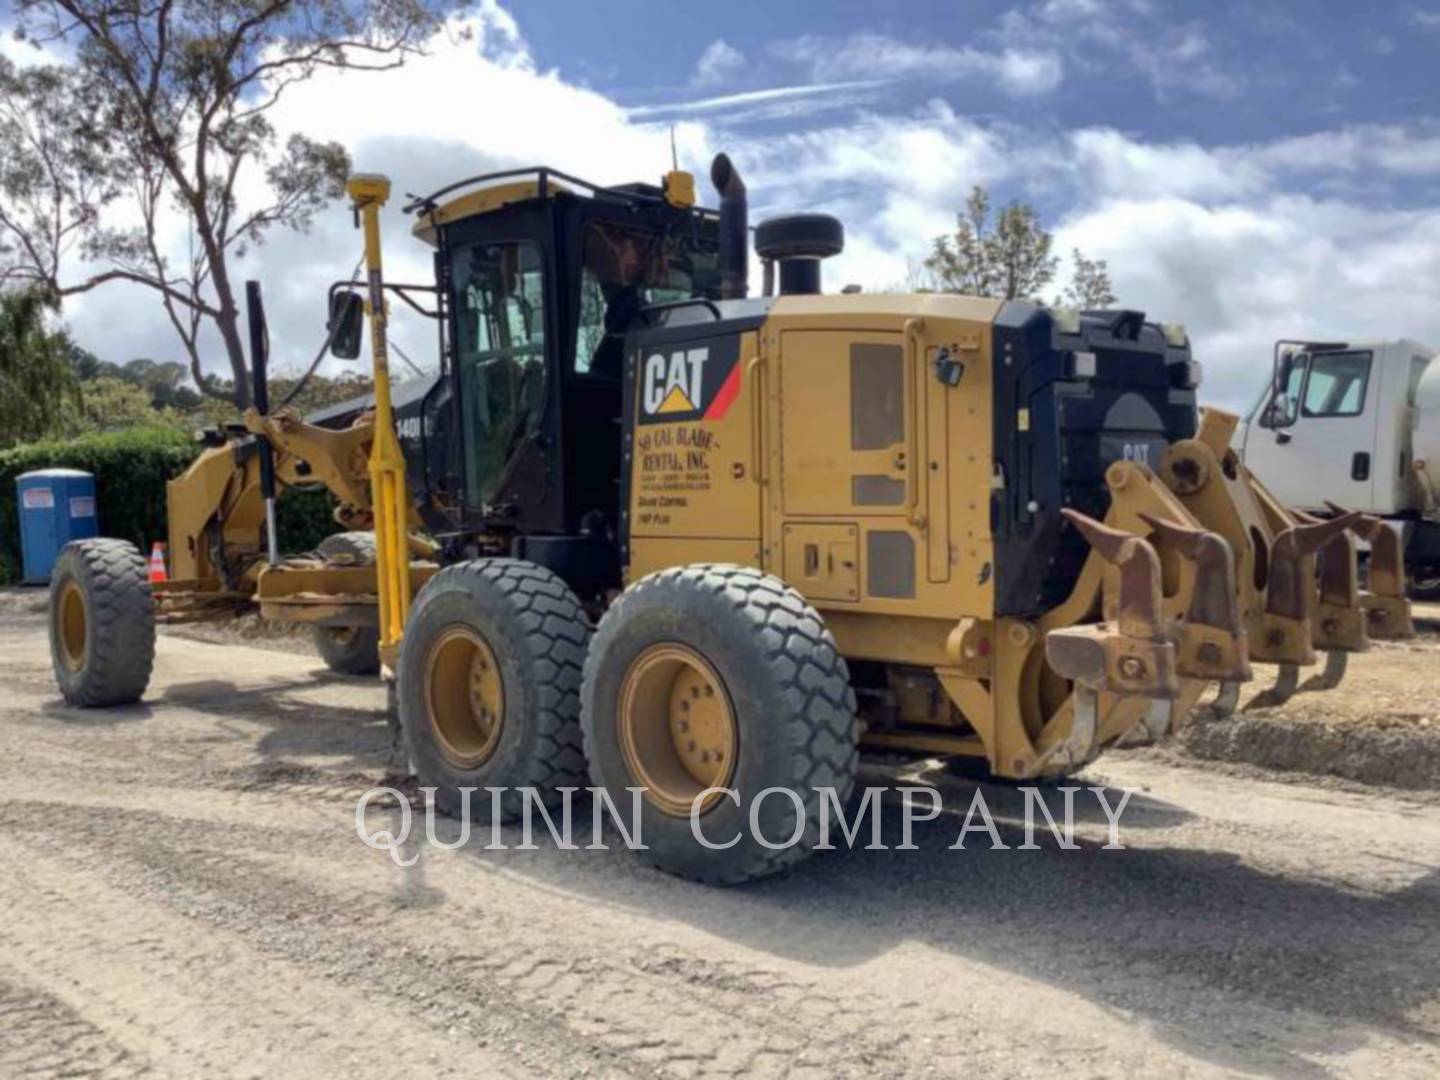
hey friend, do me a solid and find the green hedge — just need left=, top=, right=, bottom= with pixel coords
left=0, top=425, right=339, bottom=585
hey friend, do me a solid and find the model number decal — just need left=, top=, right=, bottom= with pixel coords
left=1122, top=442, right=1151, bottom=465
left=396, top=416, right=428, bottom=440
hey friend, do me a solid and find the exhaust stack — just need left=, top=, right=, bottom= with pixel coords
left=710, top=153, right=748, bottom=300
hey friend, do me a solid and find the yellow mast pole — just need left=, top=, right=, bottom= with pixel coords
left=347, top=174, right=411, bottom=660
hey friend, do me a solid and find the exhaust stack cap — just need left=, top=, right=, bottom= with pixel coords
left=755, top=214, right=844, bottom=295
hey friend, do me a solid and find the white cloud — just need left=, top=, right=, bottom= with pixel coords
left=772, top=33, right=1064, bottom=97
left=692, top=39, right=745, bottom=89
left=1008, top=0, right=1240, bottom=100
left=737, top=100, right=1013, bottom=287
left=1067, top=129, right=1268, bottom=201
left=627, top=80, right=884, bottom=122
left=62, top=7, right=708, bottom=377
left=36, top=3, right=1440, bottom=429
left=1037, top=0, right=1108, bottom=19
left=0, top=28, right=65, bottom=66
left=1063, top=124, right=1440, bottom=207
left=1054, top=132, right=1440, bottom=410
left=1254, top=126, right=1440, bottom=176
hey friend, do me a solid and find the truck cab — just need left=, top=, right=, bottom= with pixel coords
left=1239, top=338, right=1436, bottom=515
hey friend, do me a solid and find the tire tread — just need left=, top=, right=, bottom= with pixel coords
left=50, top=538, right=155, bottom=707
left=583, top=563, right=858, bottom=884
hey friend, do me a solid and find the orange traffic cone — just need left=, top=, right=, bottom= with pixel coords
left=149, top=542, right=168, bottom=584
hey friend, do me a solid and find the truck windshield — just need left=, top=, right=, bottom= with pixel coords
left=575, top=221, right=720, bottom=376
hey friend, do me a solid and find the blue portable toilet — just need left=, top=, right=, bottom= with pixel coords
left=16, top=469, right=99, bottom=584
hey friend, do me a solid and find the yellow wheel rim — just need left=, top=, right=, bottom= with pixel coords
left=618, top=643, right=737, bottom=817
left=58, top=579, right=87, bottom=672
left=424, top=625, right=505, bottom=769
left=328, top=626, right=358, bottom=647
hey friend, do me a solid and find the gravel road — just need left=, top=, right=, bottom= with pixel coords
left=0, top=604, right=1437, bottom=1078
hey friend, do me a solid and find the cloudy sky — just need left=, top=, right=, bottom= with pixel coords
left=8, top=0, right=1440, bottom=411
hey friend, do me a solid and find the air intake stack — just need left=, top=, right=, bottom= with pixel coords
left=755, top=214, right=845, bottom=296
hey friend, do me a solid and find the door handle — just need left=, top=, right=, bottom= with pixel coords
left=1276, top=432, right=1292, bottom=445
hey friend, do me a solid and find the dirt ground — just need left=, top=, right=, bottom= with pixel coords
left=1171, top=602, right=1440, bottom=790
left=165, top=598, right=1440, bottom=792
left=0, top=595, right=1438, bottom=1077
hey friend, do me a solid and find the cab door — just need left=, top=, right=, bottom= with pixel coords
left=1244, top=349, right=1380, bottom=512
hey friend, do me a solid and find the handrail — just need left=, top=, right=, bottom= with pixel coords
left=904, top=318, right=927, bottom=529
left=747, top=354, right=765, bottom=486
left=402, top=165, right=719, bottom=218
left=637, top=297, right=724, bottom=325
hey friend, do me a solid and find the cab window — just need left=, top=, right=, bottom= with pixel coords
left=1301, top=351, right=1371, bottom=418
left=452, top=241, right=547, bottom=508
left=1261, top=349, right=1373, bottom=428
left=1261, top=355, right=1307, bottom=428
left=574, top=222, right=720, bottom=377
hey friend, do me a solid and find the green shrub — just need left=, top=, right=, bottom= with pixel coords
left=0, top=425, right=339, bottom=585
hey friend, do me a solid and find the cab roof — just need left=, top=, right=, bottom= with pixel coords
left=405, top=166, right=708, bottom=247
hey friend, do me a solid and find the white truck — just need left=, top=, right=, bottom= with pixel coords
left=1237, top=338, right=1440, bottom=599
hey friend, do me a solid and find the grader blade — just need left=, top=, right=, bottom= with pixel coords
left=1325, top=502, right=1417, bottom=641
left=1246, top=513, right=1359, bottom=710
left=1045, top=510, right=1178, bottom=736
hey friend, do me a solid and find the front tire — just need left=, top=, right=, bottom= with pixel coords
left=396, top=559, right=590, bottom=820
left=49, top=539, right=156, bottom=707
left=581, top=564, right=859, bottom=884
left=311, top=532, right=381, bottom=675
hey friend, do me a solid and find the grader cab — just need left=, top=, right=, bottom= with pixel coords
left=47, top=154, right=1414, bottom=883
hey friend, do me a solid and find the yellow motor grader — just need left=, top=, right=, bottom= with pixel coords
left=46, top=156, right=1414, bottom=883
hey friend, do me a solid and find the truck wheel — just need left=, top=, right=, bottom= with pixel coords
left=1409, top=573, right=1440, bottom=602
left=396, top=559, right=590, bottom=820
left=49, top=538, right=156, bottom=707
left=311, top=532, right=380, bottom=675
left=581, top=564, right=859, bottom=884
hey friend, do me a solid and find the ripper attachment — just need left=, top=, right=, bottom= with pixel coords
left=1245, top=513, right=1359, bottom=709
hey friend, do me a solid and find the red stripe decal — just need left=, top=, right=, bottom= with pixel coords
left=704, top=361, right=742, bottom=420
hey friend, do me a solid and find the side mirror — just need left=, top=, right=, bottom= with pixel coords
left=328, top=291, right=365, bottom=360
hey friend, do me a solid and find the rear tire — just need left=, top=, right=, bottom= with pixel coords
left=581, top=564, right=859, bottom=884
left=49, top=539, right=155, bottom=707
left=311, top=532, right=380, bottom=675
left=396, top=559, right=590, bottom=820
